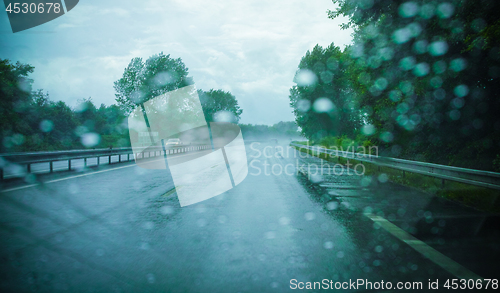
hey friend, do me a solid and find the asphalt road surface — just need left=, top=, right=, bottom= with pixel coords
left=0, top=142, right=498, bottom=292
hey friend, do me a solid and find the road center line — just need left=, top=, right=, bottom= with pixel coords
left=364, top=212, right=483, bottom=280
left=1, top=151, right=210, bottom=193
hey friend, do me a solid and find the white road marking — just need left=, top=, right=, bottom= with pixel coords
left=364, top=213, right=483, bottom=280
left=1, top=151, right=210, bottom=193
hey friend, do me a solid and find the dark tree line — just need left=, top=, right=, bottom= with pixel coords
left=0, top=59, right=130, bottom=152
left=239, top=121, right=301, bottom=140
left=290, top=0, right=500, bottom=171
left=1, top=53, right=245, bottom=153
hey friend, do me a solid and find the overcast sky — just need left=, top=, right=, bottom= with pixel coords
left=0, top=0, right=352, bottom=125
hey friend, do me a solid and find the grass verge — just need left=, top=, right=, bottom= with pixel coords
left=292, top=145, right=500, bottom=213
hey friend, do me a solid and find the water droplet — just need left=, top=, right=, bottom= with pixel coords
left=433, top=88, right=446, bottom=100
left=399, top=2, right=419, bottom=18
left=428, top=41, right=448, bottom=56
left=143, top=222, right=154, bottom=230
left=313, top=98, right=334, bottom=113
left=378, top=173, right=389, bottom=183
left=146, top=273, right=156, bottom=284
left=393, top=27, right=412, bottom=44
left=297, top=99, right=310, bottom=112
left=430, top=76, right=443, bottom=88
left=450, top=58, right=467, bottom=72
left=407, top=22, right=422, bottom=37
left=413, top=63, right=430, bottom=76
left=419, top=4, right=435, bottom=19
left=213, top=111, right=236, bottom=123
left=399, top=81, right=413, bottom=94
left=295, top=69, right=317, bottom=87
left=320, top=71, right=334, bottom=83
left=362, top=124, right=376, bottom=136
left=361, top=176, right=372, bottom=186
left=327, top=201, right=338, bottom=210
left=81, top=132, right=101, bottom=147
left=413, top=40, right=428, bottom=54
left=380, top=132, right=394, bottom=143
left=437, top=2, right=454, bottom=19
left=304, top=212, right=316, bottom=221
left=389, top=90, right=402, bottom=102
left=160, top=205, right=174, bottom=215
left=374, top=78, right=388, bottom=91
left=39, top=120, right=54, bottom=132
left=451, top=97, right=465, bottom=109
left=279, top=217, right=290, bottom=225
left=153, top=71, right=175, bottom=86
left=453, top=85, right=469, bottom=97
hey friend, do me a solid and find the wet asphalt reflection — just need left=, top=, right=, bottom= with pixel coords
left=0, top=141, right=497, bottom=292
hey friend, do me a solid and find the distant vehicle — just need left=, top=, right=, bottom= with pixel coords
left=165, top=138, right=182, bottom=146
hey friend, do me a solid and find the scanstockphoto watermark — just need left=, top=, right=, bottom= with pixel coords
left=249, top=142, right=379, bottom=160
left=249, top=158, right=366, bottom=177
left=248, top=142, right=379, bottom=178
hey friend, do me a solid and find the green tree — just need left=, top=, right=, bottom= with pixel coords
left=326, top=0, right=500, bottom=169
left=0, top=59, right=34, bottom=152
left=198, top=89, right=243, bottom=123
left=289, top=43, right=364, bottom=140
left=114, top=52, right=192, bottom=114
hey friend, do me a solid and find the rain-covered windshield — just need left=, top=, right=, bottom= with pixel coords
left=1, top=0, right=499, bottom=292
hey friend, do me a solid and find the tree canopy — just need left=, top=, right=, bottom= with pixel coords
left=114, top=53, right=243, bottom=126
left=114, top=52, right=192, bottom=114
left=290, top=43, right=364, bottom=140
left=198, top=89, right=243, bottom=123
left=290, top=0, right=500, bottom=171
left=0, top=60, right=129, bottom=153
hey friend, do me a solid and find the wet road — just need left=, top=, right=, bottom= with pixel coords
left=0, top=142, right=498, bottom=292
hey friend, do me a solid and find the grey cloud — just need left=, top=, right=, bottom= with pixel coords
left=0, top=0, right=352, bottom=124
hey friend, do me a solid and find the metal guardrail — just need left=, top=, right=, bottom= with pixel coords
left=0, top=144, right=211, bottom=180
left=290, top=143, right=500, bottom=190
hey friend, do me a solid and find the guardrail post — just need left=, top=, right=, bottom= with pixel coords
left=108, top=155, right=111, bottom=164
left=0, top=168, right=3, bottom=180
left=97, top=157, right=100, bottom=166
left=119, top=154, right=121, bottom=163
left=84, top=158, right=87, bottom=167
left=50, top=161, right=53, bottom=172
left=127, top=153, right=130, bottom=161
left=27, top=163, right=31, bottom=173
left=68, top=160, right=71, bottom=171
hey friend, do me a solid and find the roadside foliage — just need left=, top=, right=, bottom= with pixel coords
left=290, top=0, right=500, bottom=171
